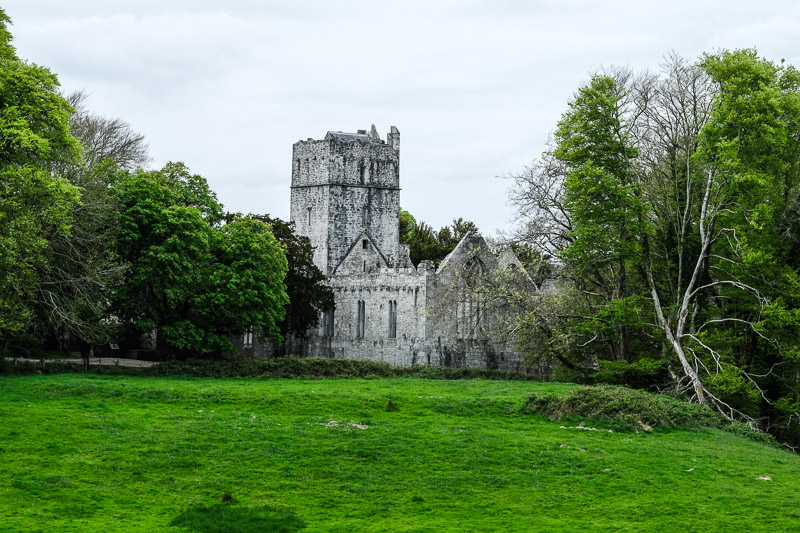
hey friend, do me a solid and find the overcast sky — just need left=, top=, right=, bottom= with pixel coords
left=4, top=1, right=799, bottom=235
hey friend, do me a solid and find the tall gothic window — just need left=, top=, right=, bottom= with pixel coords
left=356, top=300, right=366, bottom=338
left=388, top=300, right=397, bottom=339
left=458, top=257, right=487, bottom=339
left=306, top=206, right=312, bottom=225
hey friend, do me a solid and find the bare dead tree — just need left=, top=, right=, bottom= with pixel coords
left=33, top=90, right=149, bottom=364
left=65, top=90, right=150, bottom=172
left=505, top=148, right=572, bottom=257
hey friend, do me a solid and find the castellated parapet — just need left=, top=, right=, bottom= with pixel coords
left=240, top=125, right=531, bottom=371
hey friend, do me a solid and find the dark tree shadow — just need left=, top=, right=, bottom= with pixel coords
left=170, top=503, right=306, bottom=532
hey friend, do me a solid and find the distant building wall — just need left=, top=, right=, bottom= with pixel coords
left=239, top=125, right=533, bottom=373
left=290, top=127, right=400, bottom=275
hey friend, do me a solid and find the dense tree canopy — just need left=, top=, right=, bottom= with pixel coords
left=399, top=211, right=478, bottom=266
left=113, top=164, right=289, bottom=356
left=0, top=9, right=81, bottom=342
left=244, top=215, right=334, bottom=340
left=0, top=10, right=300, bottom=359
left=507, top=50, right=800, bottom=444
left=36, top=88, right=151, bottom=358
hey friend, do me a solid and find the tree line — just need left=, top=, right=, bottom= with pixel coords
left=495, top=50, right=800, bottom=445
left=0, top=10, right=332, bottom=362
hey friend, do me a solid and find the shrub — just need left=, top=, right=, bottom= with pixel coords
left=1, top=355, right=540, bottom=380
left=529, top=385, right=723, bottom=431
left=525, top=385, right=779, bottom=446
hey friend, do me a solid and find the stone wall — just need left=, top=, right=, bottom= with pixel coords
left=290, top=128, right=401, bottom=275
left=282, top=125, right=529, bottom=373
left=305, top=265, right=429, bottom=365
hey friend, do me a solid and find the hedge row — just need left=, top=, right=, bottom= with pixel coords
left=0, top=356, right=538, bottom=381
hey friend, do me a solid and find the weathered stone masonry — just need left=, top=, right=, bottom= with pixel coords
left=241, top=125, right=528, bottom=370
left=291, top=125, right=404, bottom=275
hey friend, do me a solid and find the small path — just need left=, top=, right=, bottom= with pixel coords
left=5, top=357, right=157, bottom=368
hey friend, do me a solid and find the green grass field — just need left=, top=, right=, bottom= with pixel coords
left=1, top=375, right=798, bottom=532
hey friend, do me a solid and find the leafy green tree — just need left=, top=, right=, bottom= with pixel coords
left=635, top=51, right=800, bottom=410
left=243, top=214, right=334, bottom=340
left=553, top=74, right=648, bottom=364
left=114, top=164, right=288, bottom=356
left=0, top=9, right=81, bottom=347
left=400, top=214, right=478, bottom=266
left=510, top=51, right=800, bottom=440
left=687, top=50, right=800, bottom=419
left=36, top=162, right=125, bottom=362
left=399, top=208, right=416, bottom=242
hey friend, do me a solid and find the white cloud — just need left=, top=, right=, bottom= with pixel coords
left=3, top=0, right=800, bottom=232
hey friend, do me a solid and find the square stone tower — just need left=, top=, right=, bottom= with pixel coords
left=290, top=125, right=401, bottom=275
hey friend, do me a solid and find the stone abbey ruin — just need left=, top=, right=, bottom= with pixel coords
left=239, top=125, right=529, bottom=370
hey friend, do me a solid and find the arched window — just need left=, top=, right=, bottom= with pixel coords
left=321, top=310, right=335, bottom=337
left=463, top=256, right=486, bottom=287
left=459, top=257, right=487, bottom=339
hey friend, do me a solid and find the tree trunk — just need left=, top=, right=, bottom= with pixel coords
left=82, top=344, right=93, bottom=371
left=649, top=283, right=707, bottom=405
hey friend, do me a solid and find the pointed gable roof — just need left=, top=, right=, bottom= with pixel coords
left=436, top=231, right=497, bottom=275
left=333, top=231, right=390, bottom=275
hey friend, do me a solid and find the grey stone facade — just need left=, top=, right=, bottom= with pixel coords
left=239, top=125, right=528, bottom=371
left=290, top=125, right=404, bottom=276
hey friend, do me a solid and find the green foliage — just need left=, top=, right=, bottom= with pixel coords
left=587, top=358, right=668, bottom=389
left=398, top=207, right=416, bottom=242
left=142, top=357, right=538, bottom=381
left=0, top=9, right=13, bottom=60
left=556, top=75, right=640, bottom=272
left=244, top=214, right=333, bottom=339
left=508, top=242, right=554, bottom=285
left=0, top=356, right=539, bottom=381
left=511, top=51, right=800, bottom=441
left=113, top=165, right=288, bottom=355
left=0, top=168, right=79, bottom=334
left=33, top=161, right=127, bottom=352
left=527, top=385, right=745, bottom=435
left=0, top=9, right=82, bottom=339
left=547, top=74, right=649, bottom=365
left=399, top=212, right=478, bottom=266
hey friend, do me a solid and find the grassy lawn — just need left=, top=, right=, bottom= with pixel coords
left=1, top=375, right=798, bottom=532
